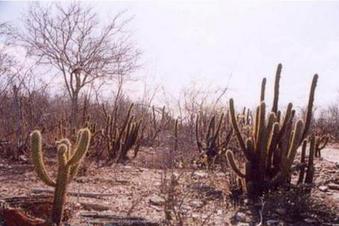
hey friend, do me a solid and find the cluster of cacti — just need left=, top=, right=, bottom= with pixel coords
left=236, top=107, right=253, bottom=137
left=30, top=128, right=91, bottom=225
left=314, top=134, right=330, bottom=158
left=196, top=113, right=233, bottom=166
left=237, top=107, right=253, bottom=126
left=102, top=103, right=142, bottom=163
left=226, top=64, right=318, bottom=198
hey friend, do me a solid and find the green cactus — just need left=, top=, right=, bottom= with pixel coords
left=31, top=128, right=91, bottom=225
left=226, top=64, right=318, bottom=198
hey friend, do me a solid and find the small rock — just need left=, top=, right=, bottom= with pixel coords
left=115, top=178, right=129, bottom=184
left=319, top=185, right=328, bottom=192
left=122, top=165, right=132, bottom=170
left=266, top=219, right=280, bottom=226
left=19, top=155, right=28, bottom=162
left=275, top=208, right=287, bottom=215
left=80, top=202, right=110, bottom=211
left=328, top=183, right=339, bottom=191
left=150, top=205, right=162, bottom=212
left=191, top=200, right=204, bottom=208
left=304, top=218, right=317, bottom=223
left=149, top=194, right=165, bottom=206
left=235, top=212, right=250, bottom=223
left=193, top=171, right=208, bottom=178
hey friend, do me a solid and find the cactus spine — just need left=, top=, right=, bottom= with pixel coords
left=226, top=64, right=318, bottom=198
left=31, top=128, right=91, bottom=225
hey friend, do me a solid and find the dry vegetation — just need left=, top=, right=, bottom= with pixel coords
left=0, top=3, right=338, bottom=226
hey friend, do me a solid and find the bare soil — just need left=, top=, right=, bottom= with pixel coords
left=0, top=146, right=338, bottom=225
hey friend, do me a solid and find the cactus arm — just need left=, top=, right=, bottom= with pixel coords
left=220, top=128, right=233, bottom=151
left=272, top=63, right=282, bottom=113
left=271, top=120, right=304, bottom=185
left=318, top=135, right=329, bottom=150
left=260, top=113, right=275, bottom=169
left=246, top=138, right=255, bottom=153
left=297, top=139, right=307, bottom=184
left=260, top=78, right=266, bottom=102
left=276, top=103, right=293, bottom=142
left=51, top=144, right=70, bottom=225
left=211, top=113, right=224, bottom=145
left=280, top=120, right=304, bottom=176
left=301, top=74, right=318, bottom=141
left=229, top=99, right=253, bottom=160
left=226, top=150, right=246, bottom=178
left=266, top=122, right=280, bottom=168
left=276, top=110, right=281, bottom=122
left=56, top=138, right=72, bottom=160
left=256, top=102, right=266, bottom=153
left=287, top=120, right=304, bottom=164
left=305, top=135, right=315, bottom=183
left=206, top=116, right=216, bottom=143
left=30, top=130, right=56, bottom=187
left=252, top=105, right=258, bottom=138
left=67, top=128, right=91, bottom=167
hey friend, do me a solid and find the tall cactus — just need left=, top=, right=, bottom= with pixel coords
left=31, top=128, right=91, bottom=225
left=226, top=64, right=318, bottom=198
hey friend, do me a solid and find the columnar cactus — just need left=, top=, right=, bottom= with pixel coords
left=31, top=128, right=91, bottom=225
left=226, top=64, right=318, bottom=198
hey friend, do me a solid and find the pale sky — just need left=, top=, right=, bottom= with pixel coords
left=1, top=1, right=339, bottom=109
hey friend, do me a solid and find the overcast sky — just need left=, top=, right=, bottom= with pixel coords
left=1, top=1, right=339, bottom=109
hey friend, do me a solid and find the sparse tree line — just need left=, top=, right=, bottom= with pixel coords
left=0, top=2, right=337, bottom=225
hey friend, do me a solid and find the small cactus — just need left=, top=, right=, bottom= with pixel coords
left=31, top=128, right=91, bottom=225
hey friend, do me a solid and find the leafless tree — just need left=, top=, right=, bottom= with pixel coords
left=14, top=3, right=140, bottom=127
left=0, top=22, right=16, bottom=95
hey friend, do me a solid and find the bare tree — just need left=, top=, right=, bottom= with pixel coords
left=14, top=3, right=139, bottom=127
left=0, top=22, right=16, bottom=94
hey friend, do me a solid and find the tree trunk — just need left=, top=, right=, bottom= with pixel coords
left=12, top=85, right=23, bottom=159
left=71, top=94, right=79, bottom=129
